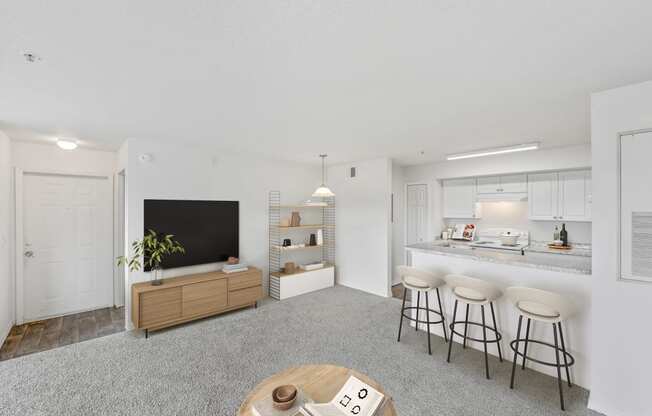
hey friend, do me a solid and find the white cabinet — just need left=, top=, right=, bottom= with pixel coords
left=559, top=170, right=592, bottom=221
left=528, top=170, right=591, bottom=221
left=443, top=178, right=479, bottom=218
left=477, top=174, right=527, bottom=194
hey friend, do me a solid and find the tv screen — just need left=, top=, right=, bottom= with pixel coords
left=143, top=200, right=239, bottom=270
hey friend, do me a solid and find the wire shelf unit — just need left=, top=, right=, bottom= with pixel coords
left=268, top=191, right=335, bottom=299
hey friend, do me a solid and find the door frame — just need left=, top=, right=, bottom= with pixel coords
left=14, top=168, right=114, bottom=324
left=113, top=170, right=126, bottom=307
left=403, top=181, right=429, bottom=272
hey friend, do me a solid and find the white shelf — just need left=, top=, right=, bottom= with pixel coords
left=271, top=244, right=323, bottom=252
left=275, top=224, right=331, bottom=230
left=279, top=205, right=329, bottom=209
left=270, top=266, right=335, bottom=300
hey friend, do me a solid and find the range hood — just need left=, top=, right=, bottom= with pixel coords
left=476, top=192, right=528, bottom=202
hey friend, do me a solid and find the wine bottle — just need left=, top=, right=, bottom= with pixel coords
left=560, top=223, right=568, bottom=246
left=553, top=226, right=560, bottom=241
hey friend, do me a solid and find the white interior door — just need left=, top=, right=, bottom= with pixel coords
left=22, top=173, right=113, bottom=322
left=406, top=184, right=427, bottom=245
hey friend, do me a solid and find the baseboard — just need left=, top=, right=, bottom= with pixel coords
left=0, top=318, right=13, bottom=345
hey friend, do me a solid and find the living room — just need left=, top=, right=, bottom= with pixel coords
left=1, top=2, right=652, bottom=416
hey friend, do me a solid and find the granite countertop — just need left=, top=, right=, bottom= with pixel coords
left=405, top=240, right=592, bottom=275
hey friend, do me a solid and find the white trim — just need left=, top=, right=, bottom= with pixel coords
left=14, top=168, right=24, bottom=325
left=14, top=168, right=115, bottom=324
left=113, top=171, right=126, bottom=307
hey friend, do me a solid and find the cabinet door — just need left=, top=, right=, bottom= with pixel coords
left=140, top=287, right=182, bottom=328
left=182, top=279, right=228, bottom=317
left=443, top=178, right=477, bottom=218
left=500, top=174, right=527, bottom=193
left=477, top=176, right=500, bottom=194
left=559, top=170, right=592, bottom=222
left=528, top=172, right=558, bottom=220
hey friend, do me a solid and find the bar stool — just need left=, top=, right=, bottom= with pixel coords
left=445, top=274, right=503, bottom=379
left=396, top=266, right=448, bottom=355
left=506, top=287, right=575, bottom=411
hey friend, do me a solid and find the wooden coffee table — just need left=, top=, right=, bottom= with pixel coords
left=238, top=364, right=397, bottom=416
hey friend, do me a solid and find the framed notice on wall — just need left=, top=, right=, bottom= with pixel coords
left=620, top=130, right=652, bottom=283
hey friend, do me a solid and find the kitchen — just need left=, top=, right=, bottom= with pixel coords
left=397, top=144, right=593, bottom=389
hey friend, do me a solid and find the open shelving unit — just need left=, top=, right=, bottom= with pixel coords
left=268, top=191, right=335, bottom=300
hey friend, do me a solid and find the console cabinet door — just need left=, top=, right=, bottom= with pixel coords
left=140, top=287, right=182, bottom=328
left=182, top=279, right=228, bottom=317
left=528, top=172, right=559, bottom=220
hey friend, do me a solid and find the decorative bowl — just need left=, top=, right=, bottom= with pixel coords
left=272, top=385, right=297, bottom=410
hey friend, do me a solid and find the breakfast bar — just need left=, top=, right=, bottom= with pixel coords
left=405, top=241, right=592, bottom=388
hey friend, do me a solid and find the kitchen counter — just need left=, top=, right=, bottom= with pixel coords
left=405, top=240, right=591, bottom=275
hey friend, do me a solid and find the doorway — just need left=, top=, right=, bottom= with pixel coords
left=16, top=172, right=114, bottom=323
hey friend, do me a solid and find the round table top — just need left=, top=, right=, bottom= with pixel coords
left=238, top=364, right=397, bottom=416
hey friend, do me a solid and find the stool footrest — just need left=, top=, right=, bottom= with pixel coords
left=401, top=306, right=445, bottom=326
left=449, top=320, right=502, bottom=344
left=509, top=339, right=575, bottom=368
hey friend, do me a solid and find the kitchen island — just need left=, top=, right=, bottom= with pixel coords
left=405, top=241, right=592, bottom=388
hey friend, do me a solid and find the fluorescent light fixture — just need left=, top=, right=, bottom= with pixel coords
left=446, top=142, right=539, bottom=161
left=56, top=139, right=78, bottom=150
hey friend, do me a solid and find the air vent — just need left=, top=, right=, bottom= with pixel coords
left=632, top=212, right=652, bottom=277
left=350, top=167, right=357, bottom=178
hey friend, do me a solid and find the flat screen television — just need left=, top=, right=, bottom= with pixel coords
left=143, top=199, right=239, bottom=271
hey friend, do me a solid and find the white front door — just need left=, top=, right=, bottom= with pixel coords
left=23, top=173, right=113, bottom=322
left=406, top=184, right=427, bottom=245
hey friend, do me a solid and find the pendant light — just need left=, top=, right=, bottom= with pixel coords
left=312, top=154, right=335, bottom=197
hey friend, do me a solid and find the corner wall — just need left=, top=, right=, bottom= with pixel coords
left=589, top=80, right=652, bottom=416
left=327, top=158, right=392, bottom=297
left=123, top=139, right=321, bottom=328
left=0, top=131, right=12, bottom=342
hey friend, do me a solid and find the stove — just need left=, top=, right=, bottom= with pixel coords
left=469, top=228, right=530, bottom=253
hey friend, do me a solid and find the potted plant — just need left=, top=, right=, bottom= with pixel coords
left=117, top=229, right=185, bottom=286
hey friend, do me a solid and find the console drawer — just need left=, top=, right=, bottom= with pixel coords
left=228, top=272, right=262, bottom=291
left=228, top=285, right=262, bottom=307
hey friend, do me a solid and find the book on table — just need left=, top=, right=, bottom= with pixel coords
left=303, top=376, right=387, bottom=416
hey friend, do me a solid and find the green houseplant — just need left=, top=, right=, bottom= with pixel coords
left=117, top=229, right=185, bottom=286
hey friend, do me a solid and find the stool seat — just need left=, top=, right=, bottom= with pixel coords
left=446, top=274, right=502, bottom=305
left=398, top=266, right=445, bottom=291
left=506, top=287, right=574, bottom=323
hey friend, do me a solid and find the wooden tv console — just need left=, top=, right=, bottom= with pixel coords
left=131, top=267, right=262, bottom=337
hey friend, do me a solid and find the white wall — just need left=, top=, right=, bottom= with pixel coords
left=328, top=158, right=392, bottom=297
left=402, top=144, right=592, bottom=240
left=123, top=139, right=320, bottom=328
left=589, top=80, right=652, bottom=416
left=11, top=141, right=116, bottom=175
left=0, top=131, right=13, bottom=342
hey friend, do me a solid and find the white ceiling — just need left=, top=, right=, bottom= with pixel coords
left=1, top=1, right=651, bottom=165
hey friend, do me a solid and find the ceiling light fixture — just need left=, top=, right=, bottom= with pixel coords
left=446, top=142, right=539, bottom=161
left=56, top=139, right=78, bottom=150
left=312, top=154, right=335, bottom=198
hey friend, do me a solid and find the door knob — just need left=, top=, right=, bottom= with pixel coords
left=24, top=250, right=35, bottom=258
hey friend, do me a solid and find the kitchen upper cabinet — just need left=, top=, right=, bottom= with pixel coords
left=528, top=170, right=591, bottom=222
left=559, top=170, right=591, bottom=221
left=477, top=174, right=527, bottom=194
left=443, top=178, right=479, bottom=218
left=528, top=172, right=559, bottom=220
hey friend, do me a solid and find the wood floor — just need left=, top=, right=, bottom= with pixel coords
left=0, top=307, right=125, bottom=361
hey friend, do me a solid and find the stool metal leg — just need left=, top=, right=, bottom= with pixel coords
left=481, top=305, right=490, bottom=379
left=415, top=291, right=421, bottom=332
left=436, top=288, right=448, bottom=343
left=447, top=300, right=459, bottom=363
left=463, top=304, right=470, bottom=349
left=397, top=287, right=408, bottom=342
left=553, top=323, right=565, bottom=411
left=558, top=321, right=572, bottom=388
left=490, top=302, right=503, bottom=362
left=510, top=315, right=523, bottom=389
left=425, top=292, right=432, bottom=355
left=521, top=318, right=531, bottom=370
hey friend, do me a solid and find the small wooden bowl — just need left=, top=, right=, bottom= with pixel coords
left=272, top=385, right=297, bottom=410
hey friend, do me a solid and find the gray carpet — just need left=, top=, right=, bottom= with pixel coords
left=0, top=286, right=602, bottom=416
